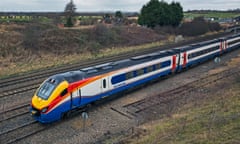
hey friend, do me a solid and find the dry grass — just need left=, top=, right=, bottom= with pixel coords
left=129, top=83, right=240, bottom=144
left=0, top=23, right=170, bottom=78
left=0, top=37, right=173, bottom=78
left=0, top=52, right=92, bottom=77
left=123, top=55, right=240, bottom=144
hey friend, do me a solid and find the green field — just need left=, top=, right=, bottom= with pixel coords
left=184, top=11, right=240, bottom=20
left=0, top=16, right=53, bottom=23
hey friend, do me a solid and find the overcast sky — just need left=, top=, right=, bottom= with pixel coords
left=0, top=0, right=240, bottom=12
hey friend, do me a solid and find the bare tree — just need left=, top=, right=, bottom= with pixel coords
left=65, top=0, right=76, bottom=14
left=64, top=0, right=77, bottom=27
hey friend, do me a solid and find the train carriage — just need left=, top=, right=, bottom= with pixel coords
left=174, top=38, right=229, bottom=69
left=225, top=33, right=240, bottom=51
left=31, top=33, right=240, bottom=123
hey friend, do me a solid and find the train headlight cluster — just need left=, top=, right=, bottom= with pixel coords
left=41, top=107, right=48, bottom=113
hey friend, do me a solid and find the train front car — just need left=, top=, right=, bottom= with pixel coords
left=30, top=71, right=85, bottom=123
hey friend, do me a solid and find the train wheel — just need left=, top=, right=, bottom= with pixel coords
left=62, top=111, right=71, bottom=119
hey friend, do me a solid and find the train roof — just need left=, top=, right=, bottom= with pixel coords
left=174, top=38, right=220, bottom=51
left=214, top=33, right=240, bottom=41
left=80, top=49, right=178, bottom=78
left=46, top=50, right=177, bottom=83
left=48, top=33, right=240, bottom=83
left=49, top=71, right=86, bottom=83
left=225, top=33, right=240, bottom=39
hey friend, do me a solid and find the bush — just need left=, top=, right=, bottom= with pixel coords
left=92, top=24, right=119, bottom=46
left=87, top=41, right=101, bottom=56
left=182, top=17, right=208, bottom=36
left=23, top=24, right=41, bottom=52
left=208, top=22, right=221, bottom=32
left=65, top=17, right=74, bottom=27
left=154, top=25, right=176, bottom=35
left=79, top=17, right=99, bottom=25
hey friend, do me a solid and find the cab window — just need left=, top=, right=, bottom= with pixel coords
left=37, top=82, right=56, bottom=100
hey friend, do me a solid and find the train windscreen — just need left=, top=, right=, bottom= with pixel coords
left=37, top=81, right=56, bottom=100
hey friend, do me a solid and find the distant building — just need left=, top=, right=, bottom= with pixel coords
left=204, top=17, right=219, bottom=22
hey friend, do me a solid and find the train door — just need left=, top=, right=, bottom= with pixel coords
left=224, top=40, right=228, bottom=51
left=182, top=52, right=187, bottom=68
left=71, top=89, right=81, bottom=108
left=175, top=53, right=181, bottom=72
left=172, top=55, right=177, bottom=73
left=220, top=40, right=225, bottom=54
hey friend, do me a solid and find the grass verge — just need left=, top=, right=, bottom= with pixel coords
left=184, top=12, right=240, bottom=19
left=128, top=77, right=240, bottom=144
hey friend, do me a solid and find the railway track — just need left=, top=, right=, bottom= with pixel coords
left=0, top=104, right=90, bottom=144
left=0, top=103, right=30, bottom=123
left=0, top=84, right=38, bottom=99
left=0, top=101, right=55, bottom=144
left=122, top=67, right=240, bottom=118
left=0, top=101, right=87, bottom=144
left=0, top=120, right=48, bottom=144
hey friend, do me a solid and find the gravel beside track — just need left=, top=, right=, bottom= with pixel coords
left=121, top=66, right=240, bottom=123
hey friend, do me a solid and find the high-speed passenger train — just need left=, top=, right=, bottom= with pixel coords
left=30, top=33, right=240, bottom=123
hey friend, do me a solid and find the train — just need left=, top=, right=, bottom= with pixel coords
left=30, top=33, right=240, bottom=123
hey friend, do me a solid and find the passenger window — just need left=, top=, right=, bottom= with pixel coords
left=153, top=65, right=156, bottom=71
left=60, top=88, right=68, bottom=97
left=134, top=71, right=137, bottom=77
left=103, top=79, right=106, bottom=88
left=147, top=66, right=153, bottom=73
left=144, top=68, right=147, bottom=73
left=137, top=69, right=144, bottom=76
left=126, top=72, right=134, bottom=80
left=156, top=63, right=161, bottom=69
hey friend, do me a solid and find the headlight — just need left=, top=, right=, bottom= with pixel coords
left=41, top=107, right=48, bottom=113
